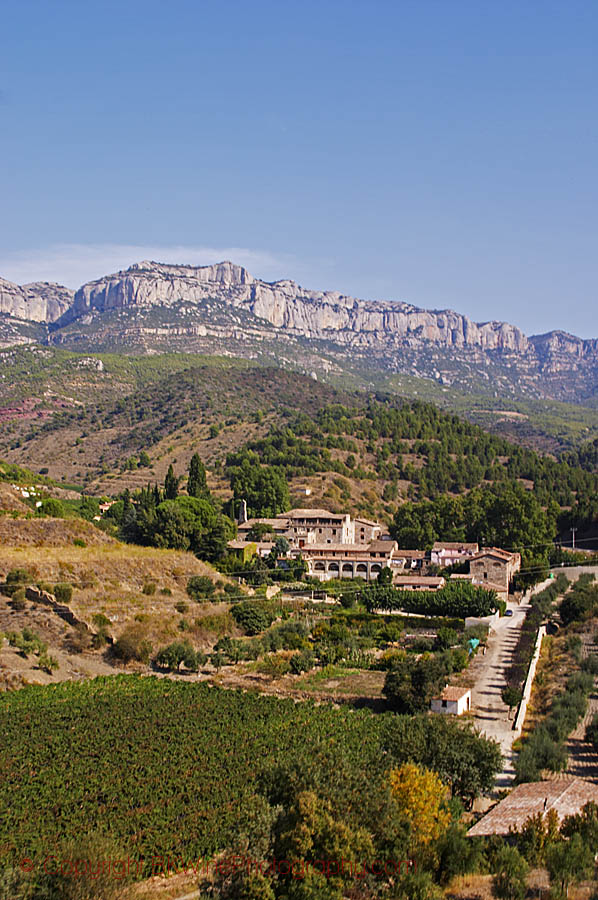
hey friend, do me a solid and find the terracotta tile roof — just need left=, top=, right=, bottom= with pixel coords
left=474, top=547, right=515, bottom=561
left=283, top=508, right=346, bottom=519
left=394, top=549, right=426, bottom=558
left=368, top=539, right=397, bottom=552
left=437, top=686, right=471, bottom=702
left=468, top=778, right=598, bottom=837
left=303, top=543, right=381, bottom=553
left=238, top=518, right=289, bottom=529
left=393, top=575, right=445, bottom=587
left=432, top=542, right=479, bottom=551
left=227, top=539, right=274, bottom=551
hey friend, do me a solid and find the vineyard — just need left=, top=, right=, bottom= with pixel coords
left=0, top=675, right=501, bottom=871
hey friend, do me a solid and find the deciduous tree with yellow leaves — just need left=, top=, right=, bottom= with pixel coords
left=389, top=762, right=451, bottom=852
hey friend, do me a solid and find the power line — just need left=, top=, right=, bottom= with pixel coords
left=144, top=559, right=597, bottom=598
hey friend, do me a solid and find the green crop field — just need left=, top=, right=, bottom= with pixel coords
left=0, top=675, right=500, bottom=872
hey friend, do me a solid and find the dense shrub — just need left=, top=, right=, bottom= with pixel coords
left=223, top=582, right=244, bottom=600
left=585, top=714, right=598, bottom=748
left=582, top=655, right=598, bottom=675
left=6, top=568, right=29, bottom=585
left=560, top=573, right=598, bottom=626
left=154, top=640, right=205, bottom=672
left=186, top=575, right=216, bottom=601
left=53, top=582, right=73, bottom=604
left=261, top=621, right=309, bottom=652
left=10, top=589, right=27, bottom=611
left=289, top=648, right=316, bottom=674
left=231, top=602, right=276, bottom=635
left=255, top=653, right=291, bottom=678
left=434, top=627, right=459, bottom=650
left=113, top=627, right=152, bottom=664
left=38, top=497, right=65, bottom=518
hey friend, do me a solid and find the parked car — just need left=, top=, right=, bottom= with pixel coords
left=505, top=609, right=514, bottom=617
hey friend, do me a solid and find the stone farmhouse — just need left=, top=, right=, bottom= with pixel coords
left=469, top=547, right=521, bottom=594
left=299, top=539, right=399, bottom=581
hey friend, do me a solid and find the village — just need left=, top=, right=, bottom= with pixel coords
left=228, top=505, right=522, bottom=604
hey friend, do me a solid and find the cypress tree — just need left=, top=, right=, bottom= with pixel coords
left=164, top=464, right=179, bottom=500
left=187, top=453, right=208, bottom=498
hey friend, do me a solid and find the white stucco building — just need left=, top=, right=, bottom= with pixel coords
left=430, top=686, right=471, bottom=716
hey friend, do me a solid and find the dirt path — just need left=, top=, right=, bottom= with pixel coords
left=470, top=594, right=533, bottom=786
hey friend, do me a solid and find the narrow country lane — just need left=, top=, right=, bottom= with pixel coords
left=470, top=595, right=532, bottom=785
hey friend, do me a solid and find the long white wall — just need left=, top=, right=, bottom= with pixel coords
left=513, top=625, right=546, bottom=736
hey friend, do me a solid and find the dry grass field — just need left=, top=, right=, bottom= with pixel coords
left=0, top=509, right=248, bottom=691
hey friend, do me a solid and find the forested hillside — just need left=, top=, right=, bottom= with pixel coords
left=561, top=437, right=598, bottom=473
left=2, top=354, right=598, bottom=551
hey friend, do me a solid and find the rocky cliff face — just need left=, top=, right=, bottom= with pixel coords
left=0, top=278, right=73, bottom=323
left=62, top=260, right=533, bottom=353
left=2, top=259, right=597, bottom=403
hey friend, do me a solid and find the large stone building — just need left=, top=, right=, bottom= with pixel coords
left=237, top=508, right=377, bottom=547
left=283, top=509, right=355, bottom=546
left=469, top=547, right=521, bottom=594
left=300, top=539, right=400, bottom=582
left=230, top=505, right=520, bottom=592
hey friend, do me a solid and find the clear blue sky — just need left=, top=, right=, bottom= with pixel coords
left=1, top=0, right=596, bottom=337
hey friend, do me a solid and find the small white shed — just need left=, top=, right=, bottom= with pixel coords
left=430, top=686, right=471, bottom=716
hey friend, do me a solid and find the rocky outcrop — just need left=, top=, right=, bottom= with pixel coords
left=0, top=278, right=73, bottom=323
left=25, top=585, right=105, bottom=638
left=62, top=261, right=253, bottom=323
left=2, top=259, right=597, bottom=402
left=61, top=260, right=533, bottom=353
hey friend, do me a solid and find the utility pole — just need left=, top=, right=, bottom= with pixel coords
left=571, top=527, right=577, bottom=551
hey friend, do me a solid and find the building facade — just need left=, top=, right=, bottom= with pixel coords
left=430, top=542, right=479, bottom=567
left=469, top=548, right=521, bottom=593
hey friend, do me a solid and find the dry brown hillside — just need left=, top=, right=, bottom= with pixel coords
left=0, top=516, right=117, bottom=546
left=0, top=516, right=247, bottom=690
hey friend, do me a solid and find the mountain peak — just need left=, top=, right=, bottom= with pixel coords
left=122, top=259, right=254, bottom=285
left=0, top=276, right=73, bottom=323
